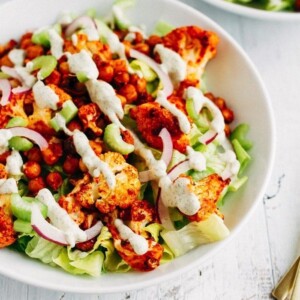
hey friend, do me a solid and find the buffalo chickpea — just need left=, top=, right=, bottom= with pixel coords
left=130, top=74, right=147, bottom=94
left=98, top=63, right=114, bottom=83
left=46, top=172, right=63, bottom=191
left=67, top=120, right=82, bottom=132
left=42, top=143, right=63, bottom=165
left=113, top=71, right=130, bottom=87
left=118, top=84, right=138, bottom=104
left=23, top=161, right=41, bottom=179
left=224, top=124, right=231, bottom=137
left=26, top=147, right=42, bottom=163
left=28, top=177, right=46, bottom=195
left=221, top=107, right=234, bottom=124
left=63, top=156, right=79, bottom=174
left=133, top=43, right=150, bottom=55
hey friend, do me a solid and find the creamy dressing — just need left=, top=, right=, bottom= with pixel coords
left=48, top=28, right=64, bottom=59
left=73, top=130, right=116, bottom=188
left=131, top=131, right=199, bottom=216
left=66, top=50, right=99, bottom=80
left=15, top=65, right=36, bottom=88
left=71, top=33, right=78, bottom=46
left=186, top=146, right=206, bottom=172
left=8, top=49, right=25, bottom=66
left=0, top=129, right=12, bottom=154
left=6, top=150, right=23, bottom=176
left=32, top=80, right=59, bottom=110
left=156, top=91, right=191, bottom=134
left=85, top=79, right=125, bottom=129
left=82, top=27, right=100, bottom=41
left=52, top=113, right=74, bottom=136
left=219, top=149, right=240, bottom=180
left=0, top=178, right=18, bottom=194
left=154, top=44, right=187, bottom=86
left=105, top=31, right=127, bottom=59
left=36, top=188, right=87, bottom=247
left=114, top=218, right=148, bottom=255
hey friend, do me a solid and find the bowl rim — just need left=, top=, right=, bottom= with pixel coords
left=0, top=0, right=276, bottom=293
left=201, top=0, right=300, bottom=20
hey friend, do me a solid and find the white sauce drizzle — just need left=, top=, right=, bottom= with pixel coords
left=131, top=131, right=200, bottom=215
left=36, top=188, right=87, bottom=247
left=66, top=50, right=99, bottom=80
left=6, top=150, right=23, bottom=176
left=85, top=79, right=125, bottom=129
left=71, top=33, right=78, bottom=46
left=186, top=146, right=206, bottom=172
left=48, top=28, right=64, bottom=59
left=82, top=27, right=100, bottom=41
left=73, top=130, right=116, bottom=188
left=15, top=65, right=36, bottom=88
left=52, top=113, right=74, bottom=136
left=219, top=149, right=240, bottom=180
left=154, top=44, right=187, bottom=86
left=114, top=219, right=148, bottom=255
left=8, top=49, right=25, bottom=66
left=32, top=80, right=59, bottom=110
left=0, top=178, right=18, bottom=194
left=0, top=129, right=12, bottom=155
left=156, top=91, right=191, bottom=134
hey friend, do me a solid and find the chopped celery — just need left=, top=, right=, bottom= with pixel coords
left=186, top=98, right=210, bottom=132
left=228, top=176, right=248, bottom=192
left=32, top=24, right=61, bottom=47
left=103, top=123, right=134, bottom=155
left=230, top=123, right=253, bottom=151
left=9, top=136, right=33, bottom=151
left=76, top=71, right=89, bottom=83
left=31, top=55, right=57, bottom=80
left=130, top=60, right=157, bottom=82
left=6, top=116, right=28, bottom=128
left=232, top=139, right=251, bottom=175
left=153, top=20, right=174, bottom=36
left=112, top=0, right=135, bottom=30
left=14, top=219, right=33, bottom=234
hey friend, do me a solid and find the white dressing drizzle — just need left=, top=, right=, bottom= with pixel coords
left=48, top=28, right=64, bottom=59
left=32, top=80, right=59, bottom=110
left=0, top=129, right=12, bottom=154
left=52, top=113, right=74, bottom=136
left=73, top=130, right=116, bottom=188
left=186, top=146, right=206, bottom=172
left=36, top=188, right=87, bottom=247
left=219, top=149, right=240, bottom=180
left=156, top=91, right=191, bottom=134
left=15, top=65, right=36, bottom=88
left=114, top=218, right=148, bottom=255
left=131, top=131, right=200, bottom=216
left=66, top=50, right=99, bottom=80
left=6, top=150, right=23, bottom=176
left=8, top=49, right=25, bottom=66
left=85, top=79, right=125, bottom=129
left=0, top=178, right=18, bottom=194
left=154, top=44, right=187, bottom=86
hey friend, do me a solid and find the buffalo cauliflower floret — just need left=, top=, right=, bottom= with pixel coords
left=130, top=102, right=189, bottom=153
left=95, top=152, right=141, bottom=214
left=109, top=224, right=163, bottom=272
left=188, top=173, right=230, bottom=222
left=0, top=194, right=16, bottom=248
left=161, top=26, right=219, bottom=83
left=78, top=103, right=103, bottom=136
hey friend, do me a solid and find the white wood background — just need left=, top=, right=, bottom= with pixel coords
left=1, top=0, right=300, bottom=299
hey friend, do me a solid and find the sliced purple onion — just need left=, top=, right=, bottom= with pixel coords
left=159, top=127, right=173, bottom=167
left=12, top=86, right=31, bottom=95
left=65, top=15, right=96, bottom=37
left=0, top=79, right=11, bottom=106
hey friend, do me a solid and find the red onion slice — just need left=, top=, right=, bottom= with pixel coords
left=168, top=160, right=191, bottom=181
left=31, top=205, right=103, bottom=246
left=0, top=79, right=11, bottom=106
left=8, top=127, right=48, bottom=150
left=159, top=127, right=173, bottom=167
left=65, top=15, right=96, bottom=37
left=129, top=49, right=173, bottom=96
left=1, top=66, right=23, bottom=82
left=156, top=189, right=175, bottom=231
left=199, top=129, right=218, bottom=145
left=12, top=86, right=31, bottom=95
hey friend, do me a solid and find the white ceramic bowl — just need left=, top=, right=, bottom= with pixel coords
left=0, top=0, right=275, bottom=293
left=201, top=0, right=300, bottom=20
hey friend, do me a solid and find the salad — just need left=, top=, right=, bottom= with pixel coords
left=225, top=0, right=300, bottom=12
left=0, top=0, right=252, bottom=276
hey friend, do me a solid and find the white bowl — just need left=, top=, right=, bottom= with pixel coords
left=0, top=0, right=275, bottom=293
left=201, top=0, right=300, bottom=20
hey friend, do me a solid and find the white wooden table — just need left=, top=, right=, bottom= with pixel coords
left=1, top=0, right=300, bottom=299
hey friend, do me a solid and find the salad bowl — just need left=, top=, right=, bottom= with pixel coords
left=0, top=0, right=275, bottom=293
left=201, top=0, right=300, bottom=20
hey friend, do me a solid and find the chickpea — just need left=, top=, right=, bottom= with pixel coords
left=130, top=74, right=147, bottom=94
left=113, top=71, right=130, bottom=87
left=42, top=143, right=63, bottom=165
left=147, top=35, right=162, bottom=48
left=79, top=158, right=88, bottom=172
left=45, top=70, right=61, bottom=86
left=25, top=45, right=44, bottom=60
left=26, top=147, right=42, bottom=163
left=46, top=172, right=63, bottom=191
left=23, top=161, right=41, bottom=179
left=28, top=177, right=46, bottom=195
left=214, top=97, right=226, bottom=110
left=224, top=124, right=231, bottom=137
left=58, top=61, right=70, bottom=75
left=133, top=43, right=150, bottom=55
left=98, top=63, right=114, bottom=83
left=221, top=107, right=234, bottom=124
left=118, top=84, right=138, bottom=104
left=63, top=156, right=79, bottom=175
left=0, top=151, right=10, bottom=164
left=67, top=120, right=82, bottom=132
left=89, top=140, right=102, bottom=156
